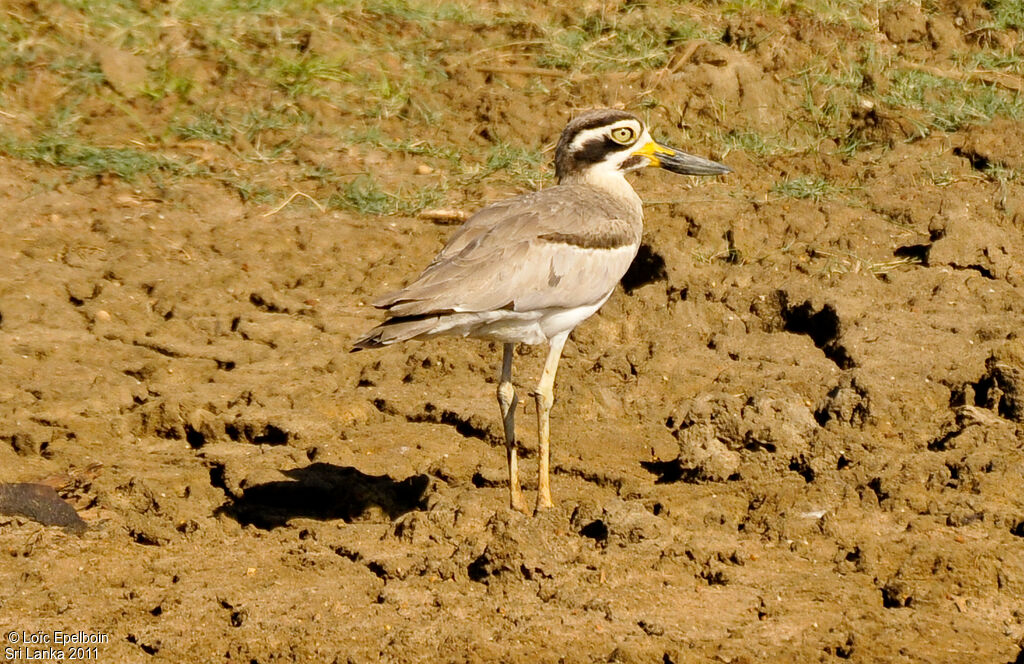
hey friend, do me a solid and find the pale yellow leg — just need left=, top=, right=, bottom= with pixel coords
left=497, top=343, right=527, bottom=513
left=534, top=331, right=568, bottom=513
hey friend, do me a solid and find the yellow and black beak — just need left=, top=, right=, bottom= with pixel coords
left=634, top=140, right=731, bottom=176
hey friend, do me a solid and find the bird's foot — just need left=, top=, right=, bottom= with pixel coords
left=533, top=493, right=553, bottom=516
left=510, top=488, right=529, bottom=514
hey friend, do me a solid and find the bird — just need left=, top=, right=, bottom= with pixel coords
left=352, top=108, right=730, bottom=514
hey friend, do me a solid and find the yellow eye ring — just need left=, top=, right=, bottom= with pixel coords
left=610, top=126, right=636, bottom=145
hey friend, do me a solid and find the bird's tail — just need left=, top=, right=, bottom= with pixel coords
left=350, top=315, right=443, bottom=352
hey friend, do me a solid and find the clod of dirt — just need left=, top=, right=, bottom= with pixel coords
left=927, top=202, right=1018, bottom=283
left=960, top=118, right=1024, bottom=171
left=927, top=405, right=1007, bottom=451
left=669, top=43, right=788, bottom=132
left=926, top=15, right=968, bottom=54
left=879, top=4, right=928, bottom=43
left=670, top=423, right=740, bottom=482
left=0, top=483, right=86, bottom=535
left=571, top=499, right=664, bottom=545
left=95, top=45, right=148, bottom=98
left=975, top=341, right=1024, bottom=422
left=880, top=579, right=913, bottom=608
left=816, top=374, right=871, bottom=427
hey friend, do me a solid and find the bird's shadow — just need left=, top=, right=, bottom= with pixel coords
left=214, top=462, right=430, bottom=529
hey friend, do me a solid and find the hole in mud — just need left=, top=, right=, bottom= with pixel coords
left=470, top=472, right=501, bottom=488
left=894, top=243, right=929, bottom=263
left=640, top=459, right=703, bottom=484
left=953, top=146, right=990, bottom=171
left=788, top=455, right=815, bottom=483
left=866, top=477, right=889, bottom=503
left=215, top=463, right=430, bottom=529
left=367, top=561, right=389, bottom=580
left=699, top=569, right=728, bottom=586
left=249, top=292, right=285, bottom=313
left=621, top=243, right=668, bottom=294
left=780, top=300, right=854, bottom=369
left=225, top=422, right=289, bottom=446
left=880, top=583, right=912, bottom=609
left=965, top=264, right=996, bottom=279
left=927, top=429, right=957, bottom=452
left=126, top=634, right=158, bottom=655
left=837, top=454, right=850, bottom=470
left=467, top=554, right=490, bottom=582
left=1010, top=520, right=1024, bottom=538
left=208, top=464, right=228, bottom=493
left=579, top=519, right=608, bottom=542
left=744, top=438, right=776, bottom=453
left=185, top=425, right=206, bottom=449
left=128, top=527, right=163, bottom=546
left=826, top=640, right=854, bottom=659
left=783, top=301, right=839, bottom=348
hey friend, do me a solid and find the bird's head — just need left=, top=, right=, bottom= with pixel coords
left=554, top=109, right=730, bottom=185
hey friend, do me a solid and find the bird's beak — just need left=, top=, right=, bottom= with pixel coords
left=633, top=140, right=731, bottom=176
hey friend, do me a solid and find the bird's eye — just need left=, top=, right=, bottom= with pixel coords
left=610, top=126, right=636, bottom=145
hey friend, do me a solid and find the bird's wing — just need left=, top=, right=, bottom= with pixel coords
left=374, top=187, right=641, bottom=317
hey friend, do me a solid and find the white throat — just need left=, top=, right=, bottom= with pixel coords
left=561, top=161, right=643, bottom=212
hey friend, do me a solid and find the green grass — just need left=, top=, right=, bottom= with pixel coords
left=347, top=128, right=460, bottom=163
left=984, top=0, right=1024, bottom=29
left=717, top=129, right=796, bottom=157
left=772, top=176, right=842, bottom=201
left=0, top=0, right=1021, bottom=215
left=2, top=133, right=191, bottom=180
left=172, top=114, right=234, bottom=144
left=533, top=12, right=712, bottom=71
left=328, top=175, right=444, bottom=216
left=884, top=70, right=1024, bottom=133
left=271, top=55, right=350, bottom=98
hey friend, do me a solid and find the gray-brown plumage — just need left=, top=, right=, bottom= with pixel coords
left=353, top=108, right=730, bottom=513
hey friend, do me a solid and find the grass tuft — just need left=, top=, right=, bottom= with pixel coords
left=772, top=176, right=842, bottom=201
left=328, top=176, right=444, bottom=216
left=2, top=134, right=190, bottom=180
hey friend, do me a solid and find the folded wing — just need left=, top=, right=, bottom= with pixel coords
left=375, top=186, right=642, bottom=318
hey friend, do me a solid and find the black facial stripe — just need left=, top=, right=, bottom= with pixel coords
left=574, top=136, right=623, bottom=164
left=618, top=155, right=644, bottom=171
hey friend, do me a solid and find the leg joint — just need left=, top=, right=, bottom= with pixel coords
left=533, top=389, right=554, bottom=411
left=497, top=381, right=517, bottom=411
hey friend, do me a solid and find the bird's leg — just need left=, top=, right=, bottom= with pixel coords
left=497, top=343, right=526, bottom=513
left=533, top=331, right=569, bottom=513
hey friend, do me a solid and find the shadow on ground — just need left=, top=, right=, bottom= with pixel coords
left=214, top=462, right=431, bottom=528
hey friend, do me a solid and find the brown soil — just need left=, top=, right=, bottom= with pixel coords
left=2, top=3, right=1024, bottom=663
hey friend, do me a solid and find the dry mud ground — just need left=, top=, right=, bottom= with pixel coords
left=2, top=1, right=1024, bottom=662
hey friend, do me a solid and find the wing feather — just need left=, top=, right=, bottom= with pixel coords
left=376, top=185, right=641, bottom=318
